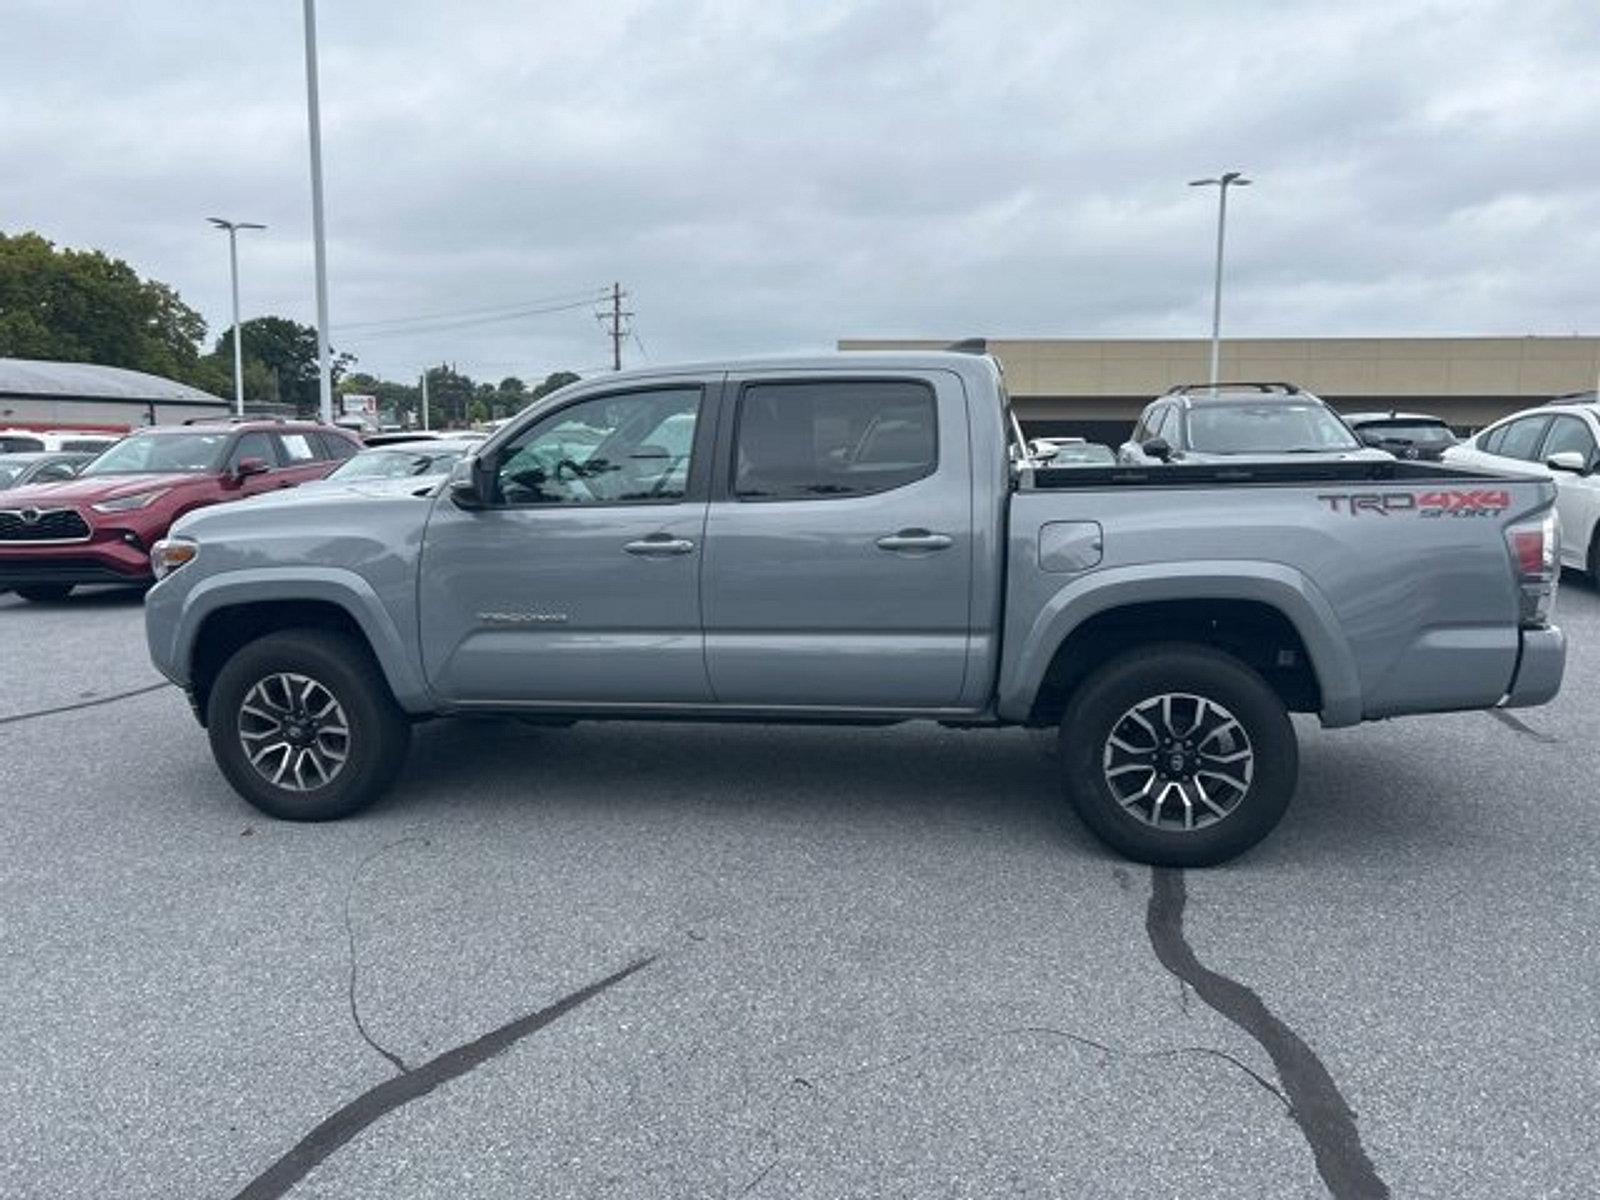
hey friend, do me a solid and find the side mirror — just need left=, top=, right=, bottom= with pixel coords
left=1141, top=437, right=1173, bottom=463
left=1545, top=450, right=1589, bottom=475
left=448, top=453, right=496, bottom=508
left=231, top=456, right=270, bottom=483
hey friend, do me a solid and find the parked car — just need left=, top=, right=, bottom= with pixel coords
left=0, top=452, right=94, bottom=492
left=1444, top=392, right=1600, bottom=580
left=1343, top=411, right=1458, bottom=460
left=0, top=428, right=122, bottom=454
left=1117, top=383, right=1389, bottom=465
left=145, top=349, right=1563, bottom=866
left=1027, top=437, right=1117, bottom=465
left=297, top=442, right=473, bottom=493
left=0, top=421, right=361, bottom=602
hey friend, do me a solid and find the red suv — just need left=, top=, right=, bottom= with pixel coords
left=0, top=421, right=361, bottom=602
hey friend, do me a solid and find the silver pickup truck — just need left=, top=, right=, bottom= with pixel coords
left=144, top=350, right=1565, bottom=865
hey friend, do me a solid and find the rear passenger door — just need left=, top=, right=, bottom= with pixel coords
left=701, top=372, right=975, bottom=709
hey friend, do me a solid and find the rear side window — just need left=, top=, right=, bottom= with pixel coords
left=734, top=380, right=937, bottom=500
left=1494, top=416, right=1552, bottom=462
left=276, top=432, right=317, bottom=463
left=316, top=431, right=360, bottom=460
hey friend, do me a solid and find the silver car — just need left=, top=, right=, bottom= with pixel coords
left=1118, top=383, right=1390, bottom=465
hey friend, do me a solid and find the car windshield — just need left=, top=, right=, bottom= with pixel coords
left=79, top=432, right=228, bottom=475
left=0, top=458, right=30, bottom=487
left=1186, top=403, right=1360, bottom=454
left=329, top=446, right=468, bottom=481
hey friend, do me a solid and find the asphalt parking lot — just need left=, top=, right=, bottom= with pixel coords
left=1, top=584, right=1596, bottom=1199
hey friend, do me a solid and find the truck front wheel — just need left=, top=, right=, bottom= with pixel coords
left=206, top=629, right=411, bottom=821
left=1059, top=644, right=1297, bottom=867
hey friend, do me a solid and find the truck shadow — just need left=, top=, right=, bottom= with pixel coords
left=385, top=714, right=1472, bottom=866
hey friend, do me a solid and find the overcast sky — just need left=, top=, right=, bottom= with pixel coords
left=3, top=0, right=1597, bottom=382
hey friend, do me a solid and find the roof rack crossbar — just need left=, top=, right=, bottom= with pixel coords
left=1163, top=381, right=1301, bottom=395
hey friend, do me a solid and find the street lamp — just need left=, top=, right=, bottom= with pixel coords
left=207, top=217, right=266, bottom=417
left=1188, top=171, right=1251, bottom=385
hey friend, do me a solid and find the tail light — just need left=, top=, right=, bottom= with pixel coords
left=1505, top=509, right=1558, bottom=628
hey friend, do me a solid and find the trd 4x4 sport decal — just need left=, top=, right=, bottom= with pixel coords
left=1317, top=489, right=1512, bottom=518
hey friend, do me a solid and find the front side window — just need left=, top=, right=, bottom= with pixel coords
left=227, top=432, right=278, bottom=470
left=1185, top=402, right=1360, bottom=454
left=80, top=432, right=227, bottom=475
left=1540, top=416, right=1596, bottom=464
left=495, top=388, right=701, bottom=505
left=734, top=380, right=937, bottom=500
left=1494, top=416, right=1552, bottom=462
left=1, top=435, right=46, bottom=453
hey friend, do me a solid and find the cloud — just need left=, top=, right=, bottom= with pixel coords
left=2, top=0, right=1596, bottom=381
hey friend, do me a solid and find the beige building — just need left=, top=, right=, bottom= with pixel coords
left=838, top=336, right=1600, bottom=441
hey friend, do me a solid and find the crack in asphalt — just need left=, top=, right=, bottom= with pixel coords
left=229, top=956, right=656, bottom=1200
left=794, top=1025, right=1289, bottom=1109
left=733, top=1020, right=1290, bottom=1197
left=343, top=838, right=432, bottom=1075
left=1145, top=867, right=1389, bottom=1199
left=0, top=680, right=171, bottom=726
left=1488, top=707, right=1560, bottom=743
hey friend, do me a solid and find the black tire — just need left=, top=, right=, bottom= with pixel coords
left=206, top=628, right=411, bottom=821
left=1059, top=643, right=1297, bottom=867
left=1586, top=524, right=1600, bottom=588
left=15, top=584, right=73, bottom=603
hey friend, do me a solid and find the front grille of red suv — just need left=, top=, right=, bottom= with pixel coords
left=0, top=507, right=91, bottom=543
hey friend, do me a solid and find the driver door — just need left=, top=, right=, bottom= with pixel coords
left=419, top=381, right=717, bottom=705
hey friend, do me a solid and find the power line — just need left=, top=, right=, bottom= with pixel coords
left=332, top=287, right=611, bottom=333
left=341, top=296, right=605, bottom=341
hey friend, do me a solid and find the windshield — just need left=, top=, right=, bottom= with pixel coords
left=1186, top=403, right=1360, bottom=454
left=329, top=446, right=468, bottom=481
left=79, top=432, right=228, bottom=475
left=0, top=459, right=29, bottom=487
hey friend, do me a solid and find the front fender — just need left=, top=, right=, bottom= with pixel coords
left=151, top=566, right=434, bottom=714
left=996, top=560, right=1363, bottom=727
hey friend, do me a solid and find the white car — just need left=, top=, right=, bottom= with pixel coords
left=1443, top=393, right=1600, bottom=580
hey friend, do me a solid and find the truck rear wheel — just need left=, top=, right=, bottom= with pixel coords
left=206, top=628, right=411, bottom=821
left=1058, top=643, right=1297, bottom=866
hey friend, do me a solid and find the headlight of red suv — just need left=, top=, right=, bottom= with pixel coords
left=91, top=488, right=171, bottom=513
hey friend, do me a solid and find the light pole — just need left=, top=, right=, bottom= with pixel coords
left=1189, top=171, right=1251, bottom=385
left=302, top=0, right=334, bottom=424
left=207, top=217, right=265, bottom=417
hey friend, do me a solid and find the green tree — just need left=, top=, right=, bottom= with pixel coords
left=216, top=316, right=355, bottom=416
left=530, top=370, right=580, bottom=401
left=0, top=230, right=217, bottom=391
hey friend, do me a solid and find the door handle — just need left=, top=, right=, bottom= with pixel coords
left=876, top=529, right=953, bottom=553
left=623, top=535, right=695, bottom=556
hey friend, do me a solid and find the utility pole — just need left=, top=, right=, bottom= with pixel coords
left=1188, top=171, right=1251, bottom=385
left=420, top=369, right=430, bottom=431
left=599, top=282, right=633, bottom=371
